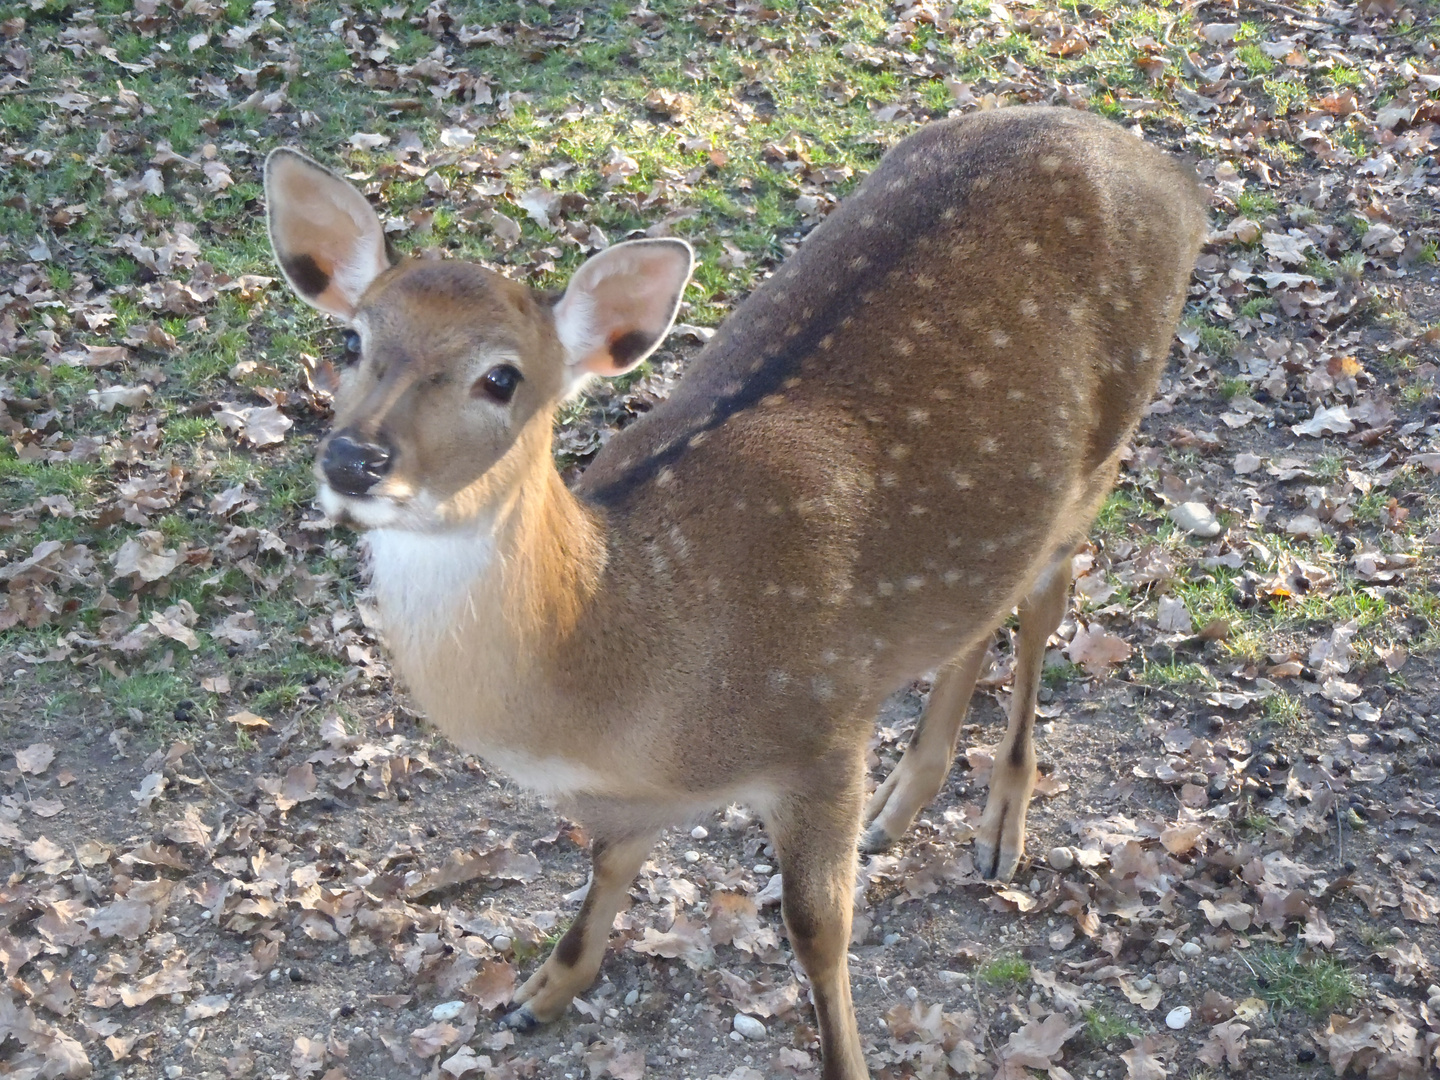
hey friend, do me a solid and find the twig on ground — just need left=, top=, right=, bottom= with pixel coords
left=186, top=748, right=249, bottom=815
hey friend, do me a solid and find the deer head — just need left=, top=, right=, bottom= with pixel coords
left=264, top=148, right=694, bottom=531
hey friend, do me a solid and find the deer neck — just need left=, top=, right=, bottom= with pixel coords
left=362, top=417, right=608, bottom=736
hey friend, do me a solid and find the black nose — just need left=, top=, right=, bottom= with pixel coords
left=322, top=432, right=394, bottom=496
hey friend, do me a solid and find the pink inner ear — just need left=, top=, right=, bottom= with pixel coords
left=558, top=240, right=693, bottom=378
left=266, top=150, right=390, bottom=318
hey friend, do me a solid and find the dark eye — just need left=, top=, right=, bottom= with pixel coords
left=476, top=363, right=522, bottom=404
left=342, top=330, right=361, bottom=359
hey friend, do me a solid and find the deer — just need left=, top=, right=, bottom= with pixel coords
left=263, top=105, right=1207, bottom=1080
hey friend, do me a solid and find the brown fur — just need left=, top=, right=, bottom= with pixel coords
left=264, top=107, right=1208, bottom=1080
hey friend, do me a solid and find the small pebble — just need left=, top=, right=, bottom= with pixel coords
left=690, top=826, right=708, bottom=840
left=431, top=1000, right=465, bottom=1022
left=1179, top=941, right=1203, bottom=959
left=753, top=864, right=773, bottom=875
left=733, top=1013, right=766, bottom=1040
left=624, top=989, right=639, bottom=1007
left=883, top=932, right=902, bottom=946
left=684, top=850, right=701, bottom=863
left=1048, top=846, right=1075, bottom=872
left=493, top=935, right=512, bottom=952
left=1166, top=1006, right=1191, bottom=1030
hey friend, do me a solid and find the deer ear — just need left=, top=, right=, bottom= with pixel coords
left=553, top=239, right=693, bottom=390
left=264, top=148, right=392, bottom=319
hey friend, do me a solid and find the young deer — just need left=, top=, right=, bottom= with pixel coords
left=264, top=106, right=1207, bottom=1080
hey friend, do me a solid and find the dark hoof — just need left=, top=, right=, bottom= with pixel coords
left=974, top=842, right=999, bottom=881
left=974, top=841, right=1019, bottom=883
left=858, top=823, right=896, bottom=855
left=501, top=1004, right=539, bottom=1032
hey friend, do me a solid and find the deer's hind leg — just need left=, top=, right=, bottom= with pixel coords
left=973, top=551, right=1071, bottom=882
left=859, top=642, right=985, bottom=854
left=766, top=751, right=869, bottom=1080
left=504, top=829, right=656, bottom=1030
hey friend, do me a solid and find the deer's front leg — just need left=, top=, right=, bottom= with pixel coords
left=504, top=831, right=656, bottom=1030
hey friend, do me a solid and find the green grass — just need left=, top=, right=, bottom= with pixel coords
left=1261, top=691, right=1306, bottom=732
left=1236, top=190, right=1280, bottom=218
left=1219, top=377, right=1249, bottom=401
left=1083, top=1006, right=1142, bottom=1047
left=1252, top=949, right=1359, bottom=1017
left=0, top=0, right=1436, bottom=747
left=978, top=955, right=1031, bottom=988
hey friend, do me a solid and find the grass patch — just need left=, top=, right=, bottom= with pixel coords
left=1083, top=1006, right=1142, bottom=1046
left=1251, top=948, right=1359, bottom=1016
left=1236, top=190, right=1280, bottom=217
left=978, top=955, right=1031, bottom=989
left=1261, top=691, right=1306, bottom=732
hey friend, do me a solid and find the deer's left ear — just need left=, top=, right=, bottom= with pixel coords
left=552, top=239, right=694, bottom=392
left=264, top=148, right=393, bottom=319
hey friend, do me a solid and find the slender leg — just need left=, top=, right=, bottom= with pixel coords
left=767, top=753, right=869, bottom=1080
left=859, top=642, right=986, bottom=853
left=503, top=831, right=656, bottom=1029
left=973, top=554, right=1071, bottom=881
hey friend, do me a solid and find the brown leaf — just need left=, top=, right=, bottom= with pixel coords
left=1065, top=623, right=1131, bottom=675
left=14, top=742, right=55, bottom=775
left=465, top=959, right=516, bottom=1010
left=998, top=1012, right=1083, bottom=1073
left=1122, top=1034, right=1171, bottom=1080
left=214, top=402, right=292, bottom=447
left=225, top=710, right=270, bottom=728
left=292, top=1035, right=327, bottom=1079
left=87, top=899, right=152, bottom=940
left=1197, top=1019, right=1249, bottom=1069
left=409, top=1021, right=460, bottom=1058
left=110, top=531, right=181, bottom=583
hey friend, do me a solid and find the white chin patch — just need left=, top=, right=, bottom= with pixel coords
left=318, top=485, right=405, bottom=529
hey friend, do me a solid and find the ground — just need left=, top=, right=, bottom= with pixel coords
left=2, top=0, right=1440, bottom=1078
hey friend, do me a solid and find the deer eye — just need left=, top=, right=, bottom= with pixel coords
left=475, top=363, right=522, bottom=404
left=342, top=330, right=361, bottom=359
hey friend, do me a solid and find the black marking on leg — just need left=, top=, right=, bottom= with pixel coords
left=553, top=892, right=594, bottom=968
left=1007, top=716, right=1033, bottom=769
left=908, top=712, right=928, bottom=750
left=555, top=837, right=609, bottom=967
left=281, top=253, right=331, bottom=299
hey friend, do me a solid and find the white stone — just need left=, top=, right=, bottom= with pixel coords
left=690, top=826, right=708, bottom=840
left=1179, top=941, right=1203, bottom=958
left=733, top=1014, right=767, bottom=1040
left=684, top=850, right=701, bottom=863
left=1169, top=501, right=1222, bottom=537
left=431, top=1000, right=466, bottom=1022
left=1047, top=846, right=1076, bottom=871
left=1166, top=1006, right=1192, bottom=1030
left=753, top=863, right=773, bottom=875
